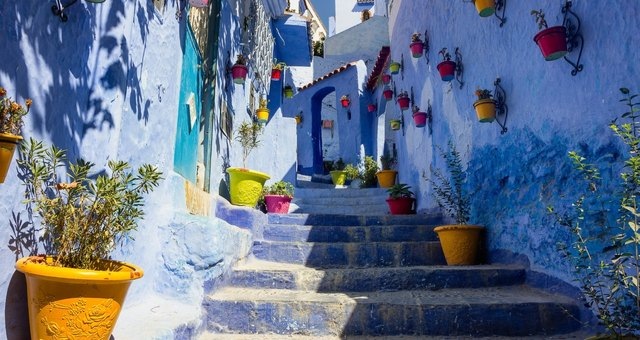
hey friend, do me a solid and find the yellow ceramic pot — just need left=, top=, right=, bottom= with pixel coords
left=256, top=108, right=269, bottom=123
left=474, top=0, right=496, bottom=17
left=227, top=167, right=270, bottom=206
left=390, top=119, right=401, bottom=131
left=15, top=256, right=143, bottom=340
left=388, top=62, right=401, bottom=75
left=330, top=170, right=347, bottom=186
left=0, top=133, right=22, bottom=183
left=376, top=170, right=397, bottom=188
left=434, top=224, right=484, bottom=265
left=473, top=99, right=496, bottom=123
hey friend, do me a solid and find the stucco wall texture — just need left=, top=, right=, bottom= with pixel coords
left=385, top=0, right=640, bottom=282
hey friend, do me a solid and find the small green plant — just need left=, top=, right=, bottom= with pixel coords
left=235, top=120, right=263, bottom=168
left=426, top=141, right=470, bottom=225
left=17, top=138, right=162, bottom=270
left=474, top=88, right=493, bottom=101
left=344, top=156, right=379, bottom=188
left=548, top=87, right=640, bottom=337
left=387, top=183, right=414, bottom=199
left=0, top=86, right=31, bottom=135
left=411, top=32, right=422, bottom=43
left=263, top=180, right=294, bottom=198
left=531, top=9, right=548, bottom=30
left=380, top=151, right=397, bottom=171
left=439, top=48, right=451, bottom=61
left=334, top=158, right=346, bottom=171
left=234, top=54, right=246, bottom=65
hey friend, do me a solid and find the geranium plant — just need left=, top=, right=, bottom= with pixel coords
left=0, top=87, right=31, bottom=135
left=439, top=48, right=452, bottom=62
left=474, top=88, right=493, bottom=101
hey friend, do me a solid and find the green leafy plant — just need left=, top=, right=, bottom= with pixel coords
left=234, top=54, right=246, bottom=66
left=411, top=32, right=422, bottom=43
left=262, top=180, right=294, bottom=198
left=438, top=48, right=451, bottom=62
left=387, top=183, right=414, bottom=199
left=334, top=158, right=346, bottom=171
left=427, top=141, right=470, bottom=225
left=548, top=87, right=640, bottom=337
left=344, top=156, right=379, bottom=188
left=17, top=138, right=162, bottom=270
left=0, top=86, right=31, bottom=135
left=380, top=151, right=397, bottom=171
left=474, top=88, right=493, bottom=101
left=235, top=120, right=263, bottom=168
left=531, top=9, right=548, bottom=30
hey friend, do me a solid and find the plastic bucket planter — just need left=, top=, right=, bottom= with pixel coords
left=389, top=62, right=401, bottom=75
left=397, top=97, right=410, bottom=110
left=383, top=89, right=393, bottom=100
left=533, top=26, right=568, bottom=61
left=283, top=87, right=294, bottom=99
left=376, top=170, right=397, bottom=188
left=382, top=74, right=391, bottom=84
left=410, top=41, right=424, bottom=58
left=473, top=99, right=496, bottom=122
left=227, top=167, right=270, bottom=206
left=0, top=133, right=22, bottom=183
left=231, top=64, right=248, bottom=84
left=256, top=108, right=269, bottom=123
left=367, top=104, right=377, bottom=113
left=474, top=0, right=496, bottom=17
left=330, top=170, right=347, bottom=186
left=341, top=99, right=350, bottom=108
left=264, top=195, right=292, bottom=213
left=386, top=197, right=415, bottom=215
left=434, top=225, right=484, bottom=265
left=437, top=61, right=456, bottom=81
left=413, top=111, right=428, bottom=128
left=390, top=119, right=401, bottom=131
left=271, top=68, right=281, bottom=81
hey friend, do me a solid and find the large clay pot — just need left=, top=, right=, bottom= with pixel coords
left=434, top=225, right=484, bottom=265
left=533, top=26, right=568, bottom=61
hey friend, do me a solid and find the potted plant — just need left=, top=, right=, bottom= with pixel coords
left=436, top=48, right=456, bottom=82
left=376, top=151, right=397, bottom=188
left=390, top=119, right=401, bottom=131
left=283, top=85, right=294, bottom=99
left=340, top=94, right=351, bottom=108
left=262, top=180, right=294, bottom=213
left=473, top=88, right=496, bottom=122
left=531, top=9, right=568, bottom=61
left=344, top=156, right=379, bottom=188
left=256, top=97, right=269, bottom=123
left=271, top=61, right=285, bottom=81
left=381, top=74, right=391, bottom=85
left=428, top=141, right=484, bottom=265
left=388, top=60, right=401, bottom=75
left=329, top=158, right=347, bottom=186
left=231, top=54, right=248, bottom=85
left=383, top=87, right=393, bottom=100
left=0, top=86, right=30, bottom=183
left=397, top=90, right=410, bottom=111
left=386, top=183, right=415, bottom=215
left=473, top=0, right=496, bottom=17
left=227, top=121, right=271, bottom=206
left=412, top=105, right=428, bottom=128
left=15, top=138, right=162, bottom=340
left=410, top=32, right=425, bottom=58
left=367, top=103, right=377, bottom=113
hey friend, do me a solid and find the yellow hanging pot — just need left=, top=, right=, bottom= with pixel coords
left=473, top=99, right=496, bottom=123
left=0, top=133, right=22, bottom=183
left=256, top=108, right=269, bottom=123
left=474, top=0, right=496, bottom=17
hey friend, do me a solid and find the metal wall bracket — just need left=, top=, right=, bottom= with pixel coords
left=423, top=30, right=430, bottom=64
left=426, top=100, right=433, bottom=135
left=454, top=47, right=464, bottom=89
left=493, top=78, right=509, bottom=134
left=400, top=54, right=405, bottom=80
left=52, top=0, right=78, bottom=22
left=561, top=0, right=584, bottom=76
left=494, top=0, right=507, bottom=27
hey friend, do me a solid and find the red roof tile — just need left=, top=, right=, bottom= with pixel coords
left=365, top=46, right=391, bottom=91
left=298, top=62, right=358, bottom=91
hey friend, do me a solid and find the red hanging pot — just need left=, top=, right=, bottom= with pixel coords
left=382, top=74, right=391, bottom=84
left=436, top=61, right=456, bottom=81
left=533, top=26, right=568, bottom=61
left=413, top=111, right=427, bottom=128
left=367, top=104, right=376, bottom=112
left=271, top=68, right=282, bottom=81
left=386, top=197, right=415, bottom=215
left=341, top=99, right=350, bottom=108
left=397, top=97, right=410, bottom=110
left=231, top=64, right=248, bottom=84
left=410, top=41, right=424, bottom=58
left=383, top=89, right=393, bottom=100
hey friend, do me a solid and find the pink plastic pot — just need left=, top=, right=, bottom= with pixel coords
left=264, top=195, right=292, bottom=214
left=382, top=74, right=391, bottom=84
left=397, top=97, right=410, bottom=110
left=271, top=68, right=281, bottom=81
left=386, top=197, right=416, bottom=215
left=231, top=64, right=248, bottom=84
left=533, top=26, right=568, bottom=61
left=383, top=89, right=393, bottom=100
left=367, top=104, right=376, bottom=112
left=413, top=111, right=427, bottom=128
left=436, top=61, right=456, bottom=81
left=410, top=41, right=424, bottom=58
left=341, top=99, right=350, bottom=108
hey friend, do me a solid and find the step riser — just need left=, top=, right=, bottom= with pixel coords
left=294, top=188, right=389, bottom=199
left=203, top=299, right=581, bottom=336
left=291, top=206, right=391, bottom=216
left=267, top=214, right=443, bottom=226
left=252, top=241, right=446, bottom=268
left=229, top=268, right=526, bottom=292
left=293, top=197, right=389, bottom=206
left=263, top=224, right=439, bottom=243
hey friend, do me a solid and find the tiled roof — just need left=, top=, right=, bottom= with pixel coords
left=365, top=46, right=391, bottom=91
left=298, top=62, right=358, bottom=91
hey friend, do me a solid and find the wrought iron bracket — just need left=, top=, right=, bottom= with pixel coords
left=52, top=0, right=78, bottom=22
left=454, top=47, right=464, bottom=89
left=400, top=110, right=406, bottom=136
left=494, top=0, right=507, bottom=27
left=493, top=78, right=509, bottom=134
left=400, top=54, right=405, bottom=80
left=426, top=100, right=433, bottom=135
left=561, top=0, right=584, bottom=76
left=423, top=30, right=430, bottom=64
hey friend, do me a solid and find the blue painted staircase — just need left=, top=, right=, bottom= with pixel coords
left=199, top=194, right=583, bottom=338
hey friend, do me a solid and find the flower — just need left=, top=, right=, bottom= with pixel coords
left=475, top=88, right=493, bottom=100
left=438, top=48, right=451, bottom=61
left=235, top=54, right=246, bottom=65
left=341, top=94, right=350, bottom=101
left=0, top=86, right=30, bottom=135
left=411, top=33, right=422, bottom=42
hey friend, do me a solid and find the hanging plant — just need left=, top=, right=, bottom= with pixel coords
left=473, top=88, right=496, bottom=122
left=283, top=85, right=294, bottom=99
left=340, top=94, right=351, bottom=108
left=383, top=87, right=393, bottom=100
left=436, top=48, right=456, bottom=81
left=271, top=61, right=286, bottom=81
left=256, top=97, right=269, bottom=123
left=367, top=103, right=377, bottom=113
left=412, top=105, right=428, bottom=128
left=389, top=61, right=401, bottom=75
left=381, top=74, right=391, bottom=85
left=397, top=91, right=410, bottom=110
left=410, top=32, right=425, bottom=58
left=231, top=54, right=248, bottom=85
left=531, top=9, right=568, bottom=61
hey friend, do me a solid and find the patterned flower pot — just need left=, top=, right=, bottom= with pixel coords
left=397, top=97, right=410, bottom=110
left=330, top=170, right=347, bottom=186
left=386, top=197, right=415, bottom=215
left=434, top=225, right=484, bottom=265
left=389, top=61, right=401, bottom=75
left=376, top=170, right=397, bottom=188
left=264, top=195, right=292, bottom=213
left=473, top=99, right=496, bottom=122
left=437, top=61, right=456, bottom=81
left=382, top=74, right=391, bottom=84
left=271, top=68, right=282, bottom=81
left=410, top=41, right=424, bottom=58
left=533, top=26, right=568, bottom=61
left=390, top=119, right=401, bottom=131
left=16, top=256, right=143, bottom=340
left=256, top=108, right=269, bottom=123
left=231, top=64, right=248, bottom=84
left=367, top=104, right=377, bottom=113
left=0, top=133, right=22, bottom=183
left=227, top=167, right=270, bottom=206
left=413, top=111, right=428, bottom=128
left=383, top=89, right=393, bottom=100
left=474, top=0, right=495, bottom=17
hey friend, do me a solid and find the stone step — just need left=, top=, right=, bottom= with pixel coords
left=263, top=224, right=439, bottom=243
left=290, top=203, right=391, bottom=216
left=292, top=195, right=389, bottom=206
left=203, top=286, right=581, bottom=337
left=294, top=187, right=389, bottom=199
left=200, top=333, right=593, bottom=340
left=229, top=259, right=526, bottom=292
left=267, top=213, right=442, bottom=226
left=252, top=240, right=446, bottom=268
